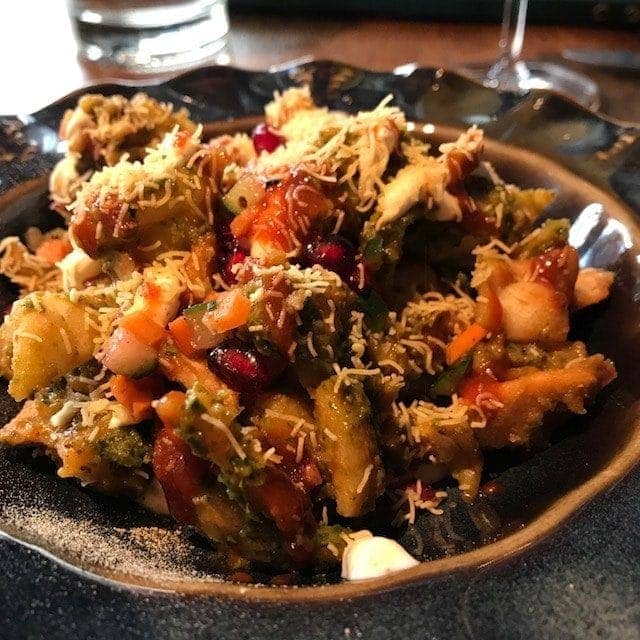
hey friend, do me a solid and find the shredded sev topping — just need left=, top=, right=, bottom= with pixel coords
left=0, top=236, right=63, bottom=293
left=255, top=93, right=405, bottom=212
left=69, top=125, right=205, bottom=216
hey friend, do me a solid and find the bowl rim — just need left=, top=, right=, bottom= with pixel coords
left=13, top=58, right=639, bottom=132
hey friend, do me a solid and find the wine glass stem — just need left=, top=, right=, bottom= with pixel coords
left=491, top=0, right=529, bottom=80
left=471, top=0, right=600, bottom=108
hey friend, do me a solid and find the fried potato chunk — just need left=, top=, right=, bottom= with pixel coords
left=0, top=398, right=147, bottom=494
left=251, top=392, right=315, bottom=458
left=60, top=93, right=195, bottom=167
left=477, top=355, right=616, bottom=449
left=68, top=128, right=215, bottom=261
left=313, top=377, right=384, bottom=517
left=51, top=93, right=195, bottom=210
left=3, top=293, right=99, bottom=400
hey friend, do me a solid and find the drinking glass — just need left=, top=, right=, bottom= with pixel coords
left=67, top=0, right=231, bottom=74
left=465, top=0, right=600, bottom=110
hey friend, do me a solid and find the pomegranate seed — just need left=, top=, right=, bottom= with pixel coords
left=402, top=481, right=436, bottom=502
left=292, top=458, right=323, bottom=490
left=303, top=236, right=356, bottom=280
left=222, top=250, right=247, bottom=285
left=251, top=123, right=285, bottom=154
left=208, top=341, right=285, bottom=396
left=218, top=224, right=238, bottom=254
left=420, top=485, right=436, bottom=502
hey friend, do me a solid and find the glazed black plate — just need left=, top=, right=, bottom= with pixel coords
left=1, top=61, right=639, bottom=638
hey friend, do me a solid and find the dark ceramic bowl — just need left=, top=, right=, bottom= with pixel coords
left=1, top=61, right=640, bottom=635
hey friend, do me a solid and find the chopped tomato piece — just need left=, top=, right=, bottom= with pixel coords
left=458, top=373, right=503, bottom=421
left=202, top=289, right=251, bottom=334
left=230, top=175, right=332, bottom=258
left=35, top=238, right=72, bottom=265
left=531, top=246, right=579, bottom=299
left=229, top=207, right=255, bottom=239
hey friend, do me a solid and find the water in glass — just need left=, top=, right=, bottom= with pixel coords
left=68, top=0, right=230, bottom=73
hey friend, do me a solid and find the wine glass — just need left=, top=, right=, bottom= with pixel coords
left=465, top=0, right=600, bottom=110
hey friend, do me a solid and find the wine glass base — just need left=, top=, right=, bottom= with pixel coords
left=461, top=60, right=600, bottom=112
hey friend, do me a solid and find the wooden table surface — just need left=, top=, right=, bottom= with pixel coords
left=1, top=1, right=639, bottom=121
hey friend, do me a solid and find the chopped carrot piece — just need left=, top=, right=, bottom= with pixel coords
left=111, top=374, right=164, bottom=421
left=35, top=238, right=72, bottom=264
left=445, top=323, right=487, bottom=365
left=154, top=390, right=187, bottom=428
left=168, top=316, right=199, bottom=357
left=120, top=312, right=167, bottom=347
left=202, top=289, right=251, bottom=334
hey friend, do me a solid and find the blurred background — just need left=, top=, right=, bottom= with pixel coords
left=0, top=0, right=638, bottom=120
